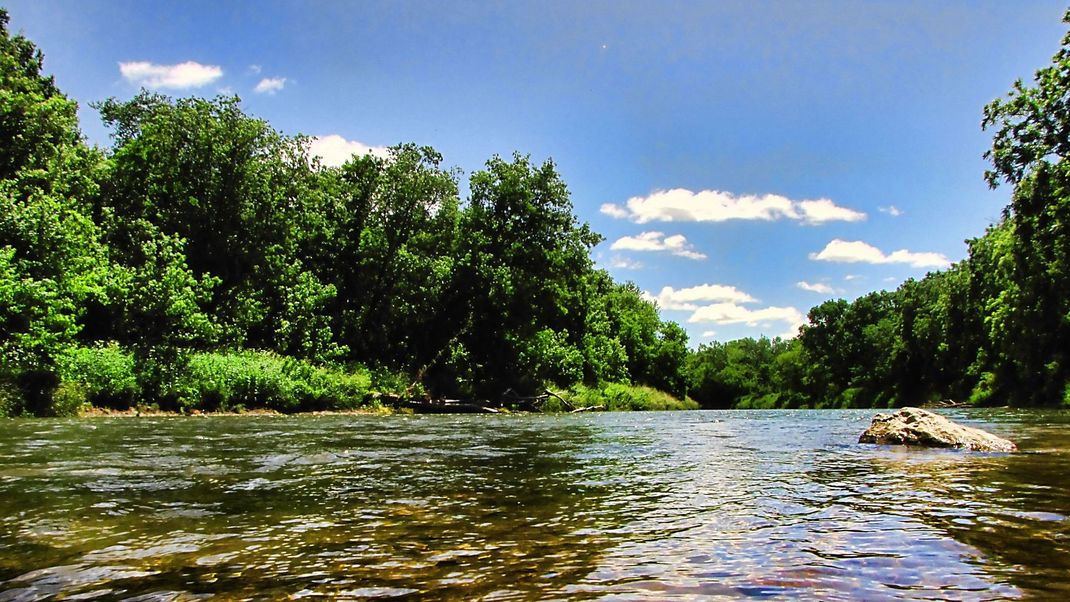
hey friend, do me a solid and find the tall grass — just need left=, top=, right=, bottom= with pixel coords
left=560, top=383, right=699, bottom=411
left=169, top=350, right=373, bottom=413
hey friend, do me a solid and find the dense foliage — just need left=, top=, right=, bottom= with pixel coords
left=687, top=10, right=1070, bottom=409
left=0, top=10, right=689, bottom=415
left=4, top=7, right=1070, bottom=415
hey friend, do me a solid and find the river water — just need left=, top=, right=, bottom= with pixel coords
left=0, top=409, right=1068, bottom=600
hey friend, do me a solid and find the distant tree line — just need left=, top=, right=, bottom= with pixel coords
left=686, top=10, right=1070, bottom=410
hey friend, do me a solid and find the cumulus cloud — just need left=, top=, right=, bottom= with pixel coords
left=609, top=231, right=706, bottom=260
left=308, top=135, right=390, bottom=167
left=809, top=239, right=950, bottom=268
left=797, top=281, right=836, bottom=294
left=119, top=61, right=223, bottom=89
left=608, top=255, right=643, bottom=270
left=254, top=76, right=288, bottom=94
left=879, top=205, right=903, bottom=217
left=701, top=330, right=718, bottom=338
left=644, top=284, right=755, bottom=310
left=687, top=303, right=806, bottom=339
left=796, top=199, right=867, bottom=225
left=600, top=188, right=865, bottom=225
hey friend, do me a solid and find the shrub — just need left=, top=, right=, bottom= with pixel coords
left=57, top=343, right=139, bottom=409
left=0, top=380, right=22, bottom=417
left=170, top=350, right=372, bottom=412
left=561, top=383, right=698, bottom=412
left=968, top=371, right=997, bottom=406
left=50, top=381, right=88, bottom=416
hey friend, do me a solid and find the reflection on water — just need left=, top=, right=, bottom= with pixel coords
left=0, top=410, right=1068, bottom=600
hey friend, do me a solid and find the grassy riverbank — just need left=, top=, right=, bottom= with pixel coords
left=0, top=345, right=692, bottom=417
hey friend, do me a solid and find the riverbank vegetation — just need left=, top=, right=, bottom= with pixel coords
left=0, top=10, right=691, bottom=416
left=3, top=9, right=1070, bottom=416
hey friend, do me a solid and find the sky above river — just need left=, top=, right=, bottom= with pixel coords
left=7, top=0, right=1067, bottom=344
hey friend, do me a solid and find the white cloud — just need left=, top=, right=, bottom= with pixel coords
left=600, top=188, right=865, bottom=225
left=248, top=64, right=262, bottom=75
left=687, top=303, right=806, bottom=339
left=797, top=281, right=836, bottom=294
left=643, top=284, right=755, bottom=311
left=609, top=231, right=706, bottom=260
left=308, top=135, right=390, bottom=167
left=254, top=76, right=287, bottom=94
left=608, top=255, right=643, bottom=270
left=797, top=199, right=867, bottom=225
left=844, top=274, right=862, bottom=281
left=701, top=330, right=718, bottom=338
left=119, top=61, right=223, bottom=89
left=879, top=205, right=903, bottom=217
left=599, top=203, right=631, bottom=219
left=809, top=239, right=950, bottom=269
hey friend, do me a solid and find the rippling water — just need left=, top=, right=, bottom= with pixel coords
left=1, top=409, right=1068, bottom=600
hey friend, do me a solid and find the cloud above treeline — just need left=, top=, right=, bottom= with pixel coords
left=688, top=302, right=806, bottom=332
left=607, top=255, right=643, bottom=270
left=644, top=283, right=805, bottom=339
left=797, top=281, right=836, bottom=294
left=809, top=239, right=950, bottom=268
left=119, top=60, right=223, bottom=89
left=609, top=231, right=706, bottom=260
left=601, top=188, right=865, bottom=225
left=644, top=284, right=755, bottom=310
left=307, top=135, right=390, bottom=167
left=254, top=76, right=288, bottom=94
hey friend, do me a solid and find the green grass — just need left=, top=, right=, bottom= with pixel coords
left=558, top=382, right=699, bottom=412
left=169, top=350, right=374, bottom=413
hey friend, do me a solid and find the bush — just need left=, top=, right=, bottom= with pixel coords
left=561, top=382, right=698, bottom=412
left=736, top=392, right=781, bottom=409
left=0, top=380, right=22, bottom=417
left=170, top=350, right=372, bottom=412
left=969, top=372, right=997, bottom=406
left=50, top=381, right=88, bottom=416
left=57, top=343, right=139, bottom=409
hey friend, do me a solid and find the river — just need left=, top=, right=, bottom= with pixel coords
left=0, top=409, right=1067, bottom=600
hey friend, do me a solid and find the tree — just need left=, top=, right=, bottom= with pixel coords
left=96, top=93, right=339, bottom=361
left=981, top=12, right=1070, bottom=405
left=449, top=153, right=602, bottom=397
left=0, top=9, right=110, bottom=413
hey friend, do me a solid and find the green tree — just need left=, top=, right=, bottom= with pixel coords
left=0, top=9, right=110, bottom=413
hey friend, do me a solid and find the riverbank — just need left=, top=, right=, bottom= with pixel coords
left=6, top=381, right=696, bottom=419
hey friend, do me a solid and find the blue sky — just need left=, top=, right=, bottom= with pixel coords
left=7, top=0, right=1067, bottom=344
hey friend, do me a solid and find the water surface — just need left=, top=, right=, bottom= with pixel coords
left=1, top=409, right=1068, bottom=600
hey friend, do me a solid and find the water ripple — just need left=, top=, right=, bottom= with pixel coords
left=0, top=410, right=1068, bottom=599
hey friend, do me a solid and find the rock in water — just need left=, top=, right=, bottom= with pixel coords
left=859, top=407, right=1017, bottom=452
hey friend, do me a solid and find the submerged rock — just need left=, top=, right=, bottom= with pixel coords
left=859, top=407, right=1017, bottom=452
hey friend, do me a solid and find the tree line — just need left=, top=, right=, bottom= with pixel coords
left=4, top=7, right=1070, bottom=415
left=0, top=9, right=690, bottom=415
left=686, top=10, right=1070, bottom=410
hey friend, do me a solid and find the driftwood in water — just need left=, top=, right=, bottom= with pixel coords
left=570, top=405, right=604, bottom=413
left=921, top=399, right=972, bottom=409
left=502, top=388, right=575, bottom=412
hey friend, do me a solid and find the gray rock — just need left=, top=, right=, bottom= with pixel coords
left=859, top=407, right=1017, bottom=452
